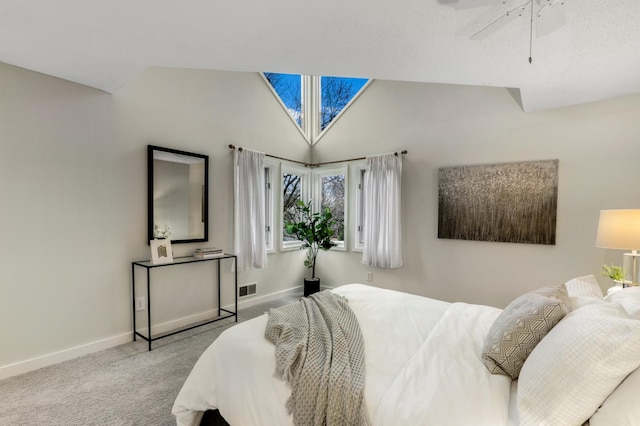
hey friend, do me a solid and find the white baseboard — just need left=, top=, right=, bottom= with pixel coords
left=0, top=333, right=132, bottom=381
left=0, top=285, right=304, bottom=381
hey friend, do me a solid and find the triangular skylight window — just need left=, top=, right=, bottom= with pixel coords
left=263, top=73, right=303, bottom=129
left=263, top=72, right=369, bottom=144
left=320, top=76, right=368, bottom=132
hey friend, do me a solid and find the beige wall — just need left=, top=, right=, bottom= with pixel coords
left=0, top=63, right=123, bottom=373
left=1, top=62, right=639, bottom=377
left=0, top=65, right=310, bottom=377
left=312, top=80, right=640, bottom=307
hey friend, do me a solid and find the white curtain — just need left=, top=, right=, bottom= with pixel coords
left=362, top=153, right=403, bottom=268
left=234, top=148, right=267, bottom=271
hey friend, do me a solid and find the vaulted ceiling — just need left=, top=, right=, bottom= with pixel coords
left=2, top=0, right=639, bottom=112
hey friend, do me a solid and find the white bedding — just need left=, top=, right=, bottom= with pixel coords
left=172, top=284, right=513, bottom=426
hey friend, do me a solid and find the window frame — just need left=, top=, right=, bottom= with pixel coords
left=353, top=163, right=366, bottom=252
left=280, top=163, right=310, bottom=251
left=263, top=158, right=277, bottom=253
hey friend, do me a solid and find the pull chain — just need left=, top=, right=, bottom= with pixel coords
left=529, top=0, right=534, bottom=63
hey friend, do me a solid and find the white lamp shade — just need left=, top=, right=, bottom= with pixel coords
left=595, top=209, right=640, bottom=250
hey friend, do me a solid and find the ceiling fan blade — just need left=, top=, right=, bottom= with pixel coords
left=537, top=1, right=567, bottom=37
left=470, top=3, right=529, bottom=40
left=454, top=0, right=501, bottom=10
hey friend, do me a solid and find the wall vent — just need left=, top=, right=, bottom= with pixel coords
left=239, top=282, right=257, bottom=298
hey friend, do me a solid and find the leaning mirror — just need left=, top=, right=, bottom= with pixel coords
left=148, top=145, right=209, bottom=244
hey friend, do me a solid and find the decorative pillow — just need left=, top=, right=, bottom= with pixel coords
left=563, top=274, right=605, bottom=310
left=518, top=303, right=640, bottom=426
left=481, top=285, right=570, bottom=379
left=590, top=366, right=640, bottom=425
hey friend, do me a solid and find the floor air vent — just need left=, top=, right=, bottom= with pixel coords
left=239, top=282, right=257, bottom=298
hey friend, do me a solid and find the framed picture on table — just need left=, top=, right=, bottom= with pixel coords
left=150, top=239, right=173, bottom=265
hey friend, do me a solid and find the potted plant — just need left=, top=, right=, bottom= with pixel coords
left=601, top=264, right=625, bottom=293
left=284, top=200, right=336, bottom=296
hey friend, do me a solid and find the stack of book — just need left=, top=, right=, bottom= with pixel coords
left=194, top=247, right=224, bottom=259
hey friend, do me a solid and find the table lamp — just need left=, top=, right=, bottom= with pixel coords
left=595, top=209, right=640, bottom=287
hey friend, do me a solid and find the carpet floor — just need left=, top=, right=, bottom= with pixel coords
left=0, top=294, right=300, bottom=426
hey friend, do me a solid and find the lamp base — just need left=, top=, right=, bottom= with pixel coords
left=623, top=252, right=640, bottom=287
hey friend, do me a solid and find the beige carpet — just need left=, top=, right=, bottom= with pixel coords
left=0, top=294, right=300, bottom=426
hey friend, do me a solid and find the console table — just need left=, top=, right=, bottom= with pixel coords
left=131, top=254, right=237, bottom=351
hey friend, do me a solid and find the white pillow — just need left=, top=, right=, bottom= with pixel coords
left=563, top=274, right=604, bottom=310
left=518, top=303, right=640, bottom=426
left=605, top=286, right=640, bottom=317
left=590, top=366, right=640, bottom=426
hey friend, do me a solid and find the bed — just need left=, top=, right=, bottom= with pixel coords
left=172, top=277, right=640, bottom=426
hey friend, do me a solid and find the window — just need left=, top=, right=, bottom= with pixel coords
left=320, top=76, right=369, bottom=132
left=281, top=165, right=309, bottom=249
left=279, top=164, right=349, bottom=251
left=267, top=159, right=361, bottom=253
left=263, top=73, right=303, bottom=129
left=314, top=166, right=347, bottom=249
left=262, top=73, right=370, bottom=145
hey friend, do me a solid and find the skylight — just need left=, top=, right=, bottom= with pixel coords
left=263, top=72, right=369, bottom=144
left=263, top=73, right=303, bottom=129
left=320, top=76, right=368, bottom=132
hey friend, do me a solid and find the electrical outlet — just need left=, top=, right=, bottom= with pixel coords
left=366, top=271, right=373, bottom=282
left=135, top=297, right=145, bottom=311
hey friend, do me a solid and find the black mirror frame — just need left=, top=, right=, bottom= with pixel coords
left=147, top=145, right=209, bottom=245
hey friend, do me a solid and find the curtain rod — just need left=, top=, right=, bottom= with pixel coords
left=228, top=144, right=308, bottom=166
left=228, top=144, right=407, bottom=168
left=313, top=151, right=408, bottom=167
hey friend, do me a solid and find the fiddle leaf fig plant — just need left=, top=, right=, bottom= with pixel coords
left=601, top=264, right=624, bottom=282
left=284, top=200, right=336, bottom=279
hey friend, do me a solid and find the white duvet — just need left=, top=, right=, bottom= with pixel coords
left=172, top=284, right=513, bottom=426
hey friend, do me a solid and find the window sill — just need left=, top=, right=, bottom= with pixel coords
left=281, top=241, right=303, bottom=252
left=331, top=243, right=346, bottom=252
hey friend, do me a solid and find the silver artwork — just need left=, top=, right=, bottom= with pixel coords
left=438, top=159, right=558, bottom=245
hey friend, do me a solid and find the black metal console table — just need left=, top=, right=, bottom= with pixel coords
left=131, top=254, right=237, bottom=351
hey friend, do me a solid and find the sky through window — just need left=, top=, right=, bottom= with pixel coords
left=263, top=72, right=369, bottom=143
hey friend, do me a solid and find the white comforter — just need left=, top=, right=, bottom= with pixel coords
left=172, top=284, right=513, bottom=426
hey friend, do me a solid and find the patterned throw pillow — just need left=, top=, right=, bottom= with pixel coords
left=481, top=285, right=571, bottom=379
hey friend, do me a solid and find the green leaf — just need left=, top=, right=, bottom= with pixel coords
left=601, top=264, right=624, bottom=281
left=282, top=199, right=336, bottom=273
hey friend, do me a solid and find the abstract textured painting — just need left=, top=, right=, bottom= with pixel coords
left=438, top=160, right=558, bottom=245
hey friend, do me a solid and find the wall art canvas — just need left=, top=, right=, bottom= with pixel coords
left=438, top=159, right=558, bottom=245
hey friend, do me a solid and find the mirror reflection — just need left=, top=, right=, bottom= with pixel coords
left=148, top=145, right=209, bottom=244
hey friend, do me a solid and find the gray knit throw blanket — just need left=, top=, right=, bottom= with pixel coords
left=264, top=290, right=371, bottom=426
